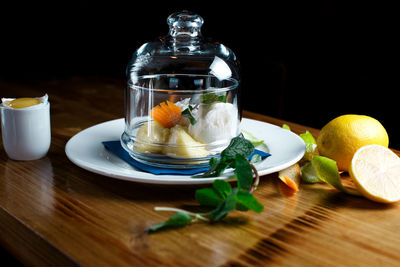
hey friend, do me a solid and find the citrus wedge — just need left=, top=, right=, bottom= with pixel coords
left=349, top=144, right=400, bottom=203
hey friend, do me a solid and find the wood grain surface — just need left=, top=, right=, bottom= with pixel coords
left=1, top=77, right=400, bottom=266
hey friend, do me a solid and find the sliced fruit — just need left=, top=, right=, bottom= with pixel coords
left=278, top=163, right=301, bottom=192
left=150, top=100, right=183, bottom=128
left=349, top=144, right=400, bottom=203
left=134, top=121, right=170, bottom=154
left=164, top=125, right=209, bottom=159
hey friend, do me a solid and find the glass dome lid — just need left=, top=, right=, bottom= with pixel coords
left=126, top=10, right=240, bottom=84
left=122, top=11, right=241, bottom=169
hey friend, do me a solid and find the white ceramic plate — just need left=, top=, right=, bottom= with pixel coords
left=65, top=118, right=305, bottom=185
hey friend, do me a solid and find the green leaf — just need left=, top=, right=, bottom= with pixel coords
left=236, top=190, right=264, bottom=213
left=210, top=188, right=239, bottom=222
left=195, top=188, right=223, bottom=207
left=149, top=212, right=192, bottom=233
left=210, top=200, right=236, bottom=222
left=209, top=157, right=219, bottom=167
left=201, top=93, right=227, bottom=104
left=209, top=188, right=264, bottom=221
left=195, top=180, right=232, bottom=207
left=205, top=157, right=220, bottom=175
left=196, top=157, right=229, bottom=178
left=234, top=154, right=253, bottom=190
left=299, top=131, right=317, bottom=161
left=195, top=135, right=254, bottom=178
left=282, top=124, right=291, bottom=130
left=221, top=134, right=255, bottom=161
left=181, top=105, right=197, bottom=125
left=213, top=179, right=232, bottom=199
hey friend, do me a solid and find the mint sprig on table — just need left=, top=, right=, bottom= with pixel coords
left=148, top=135, right=263, bottom=233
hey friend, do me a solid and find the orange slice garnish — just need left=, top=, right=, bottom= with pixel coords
left=150, top=100, right=182, bottom=128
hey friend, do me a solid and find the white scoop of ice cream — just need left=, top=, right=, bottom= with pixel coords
left=189, top=102, right=239, bottom=144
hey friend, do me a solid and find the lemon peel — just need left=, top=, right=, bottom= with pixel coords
left=311, top=155, right=361, bottom=196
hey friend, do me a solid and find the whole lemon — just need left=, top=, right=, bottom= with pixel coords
left=317, top=114, right=389, bottom=171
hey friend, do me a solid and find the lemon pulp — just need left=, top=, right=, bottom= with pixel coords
left=9, top=98, right=41, bottom=109
left=349, top=144, right=400, bottom=203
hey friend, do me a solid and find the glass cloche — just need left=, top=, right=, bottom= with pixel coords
left=121, top=11, right=241, bottom=168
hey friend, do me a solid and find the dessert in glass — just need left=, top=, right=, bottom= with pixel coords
left=121, top=11, right=241, bottom=169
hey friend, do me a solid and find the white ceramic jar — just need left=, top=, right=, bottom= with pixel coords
left=1, top=95, right=51, bottom=160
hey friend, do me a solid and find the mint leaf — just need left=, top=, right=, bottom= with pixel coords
left=210, top=188, right=239, bottom=222
left=213, top=179, right=232, bottom=199
left=234, top=154, right=253, bottom=190
left=196, top=157, right=230, bottom=178
left=149, top=212, right=192, bottom=233
left=221, top=134, right=255, bottom=161
left=195, top=188, right=223, bottom=207
left=195, top=180, right=232, bottom=207
left=181, top=105, right=197, bottom=125
left=236, top=190, right=264, bottom=213
left=209, top=187, right=263, bottom=221
left=195, top=135, right=255, bottom=178
left=201, top=93, right=227, bottom=104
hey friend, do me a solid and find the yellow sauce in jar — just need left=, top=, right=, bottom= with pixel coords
left=9, top=98, right=41, bottom=109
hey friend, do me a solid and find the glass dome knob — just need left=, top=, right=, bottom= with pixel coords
left=167, top=11, right=204, bottom=38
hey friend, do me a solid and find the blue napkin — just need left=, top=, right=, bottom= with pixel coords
left=102, top=141, right=271, bottom=175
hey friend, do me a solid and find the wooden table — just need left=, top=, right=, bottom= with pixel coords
left=1, top=76, right=400, bottom=266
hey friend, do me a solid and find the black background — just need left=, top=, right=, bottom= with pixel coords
left=1, top=1, right=398, bottom=147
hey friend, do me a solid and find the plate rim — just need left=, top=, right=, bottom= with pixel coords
left=65, top=118, right=306, bottom=185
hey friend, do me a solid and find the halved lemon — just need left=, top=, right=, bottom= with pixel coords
left=349, top=144, right=400, bottom=203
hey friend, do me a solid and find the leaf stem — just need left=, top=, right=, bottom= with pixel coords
left=249, top=163, right=260, bottom=194
left=154, top=207, right=210, bottom=222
